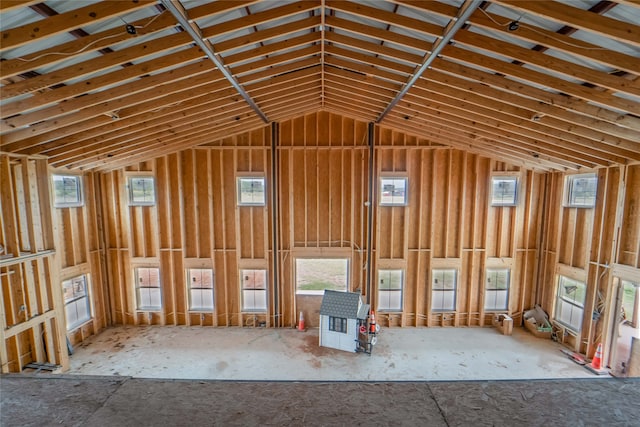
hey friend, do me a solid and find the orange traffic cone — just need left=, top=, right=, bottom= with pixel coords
left=298, top=311, right=305, bottom=331
left=590, top=343, right=603, bottom=370
left=369, top=311, right=377, bottom=334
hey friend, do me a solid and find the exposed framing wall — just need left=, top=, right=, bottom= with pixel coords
left=98, top=112, right=543, bottom=330
left=0, top=154, right=68, bottom=372
left=3, top=113, right=636, bottom=373
left=538, top=164, right=640, bottom=364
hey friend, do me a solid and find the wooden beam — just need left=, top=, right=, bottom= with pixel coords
left=0, top=1, right=155, bottom=53
left=495, top=0, right=640, bottom=48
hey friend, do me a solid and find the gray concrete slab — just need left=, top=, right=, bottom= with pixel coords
left=67, top=326, right=599, bottom=381
left=2, top=376, right=639, bottom=426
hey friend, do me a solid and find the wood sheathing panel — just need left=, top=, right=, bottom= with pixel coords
left=98, top=112, right=545, bottom=329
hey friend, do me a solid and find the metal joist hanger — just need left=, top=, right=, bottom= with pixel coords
left=376, top=0, right=483, bottom=123
left=160, top=0, right=269, bottom=123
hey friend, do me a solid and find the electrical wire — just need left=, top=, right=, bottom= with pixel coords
left=12, top=10, right=167, bottom=63
left=477, top=7, right=608, bottom=51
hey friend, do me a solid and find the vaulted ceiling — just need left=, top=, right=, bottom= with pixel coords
left=1, top=0, right=639, bottom=172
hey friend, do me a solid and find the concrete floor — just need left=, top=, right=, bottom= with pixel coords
left=4, top=326, right=639, bottom=426
left=66, top=325, right=599, bottom=381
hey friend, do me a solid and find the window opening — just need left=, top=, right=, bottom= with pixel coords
left=241, top=269, right=267, bottom=311
left=554, top=275, right=586, bottom=332
left=378, top=269, right=403, bottom=311
left=63, top=275, right=91, bottom=330
left=432, top=269, right=457, bottom=312
left=485, top=269, right=510, bottom=311
left=188, top=268, right=214, bottom=311
left=129, top=177, right=156, bottom=205
left=380, top=177, right=408, bottom=205
left=237, top=177, right=266, bottom=205
left=53, top=175, right=82, bottom=207
left=135, top=267, right=162, bottom=310
left=296, top=258, right=348, bottom=295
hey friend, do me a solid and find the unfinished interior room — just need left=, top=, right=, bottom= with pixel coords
left=1, top=0, right=639, bottom=425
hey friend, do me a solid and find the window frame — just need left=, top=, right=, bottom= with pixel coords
left=237, top=176, right=266, bottom=206
left=431, top=269, right=457, bottom=312
left=128, top=175, right=156, bottom=206
left=379, top=176, right=408, bottom=206
left=377, top=269, right=404, bottom=312
left=328, top=316, right=347, bottom=334
left=554, top=275, right=587, bottom=332
left=490, top=175, right=518, bottom=206
left=241, top=269, right=268, bottom=312
left=135, top=267, right=162, bottom=311
left=52, top=174, right=83, bottom=207
left=565, top=173, right=597, bottom=208
left=484, top=269, right=510, bottom=311
left=62, top=275, right=91, bottom=330
left=187, top=268, right=215, bottom=312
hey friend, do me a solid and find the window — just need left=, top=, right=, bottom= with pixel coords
left=328, top=316, right=347, bottom=333
left=380, top=177, right=408, bottom=205
left=491, top=176, right=518, bottom=206
left=188, top=269, right=214, bottom=311
left=566, top=173, right=597, bottom=207
left=53, top=175, right=82, bottom=207
left=485, top=269, right=509, bottom=311
left=128, top=176, right=155, bottom=205
left=241, top=269, right=267, bottom=311
left=237, top=177, right=266, bottom=206
left=63, top=275, right=91, bottom=330
left=621, top=280, right=638, bottom=322
left=554, top=276, right=586, bottom=332
left=296, top=258, right=348, bottom=295
left=135, top=267, right=162, bottom=310
left=378, top=269, right=403, bottom=312
left=432, top=269, right=456, bottom=311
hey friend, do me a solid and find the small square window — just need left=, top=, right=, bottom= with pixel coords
left=380, top=177, right=407, bottom=206
left=237, top=177, right=266, bottom=206
left=53, top=175, right=83, bottom=207
left=128, top=177, right=156, bottom=205
left=491, top=176, right=517, bottom=206
left=566, top=173, right=597, bottom=208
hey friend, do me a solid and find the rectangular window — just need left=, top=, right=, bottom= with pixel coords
left=566, top=173, right=597, bottom=207
left=53, top=175, right=83, bottom=207
left=241, top=269, right=267, bottom=311
left=378, top=269, right=403, bottom=312
left=485, top=269, right=510, bottom=311
left=328, top=316, right=347, bottom=333
left=237, top=177, right=266, bottom=206
left=432, top=269, right=457, bottom=312
left=296, top=258, right=348, bottom=295
left=188, top=269, right=214, bottom=311
left=128, top=176, right=156, bottom=205
left=380, top=177, right=408, bottom=206
left=554, top=275, right=586, bottom=332
left=491, top=176, right=518, bottom=206
left=135, top=267, right=162, bottom=310
left=63, top=275, right=91, bottom=330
